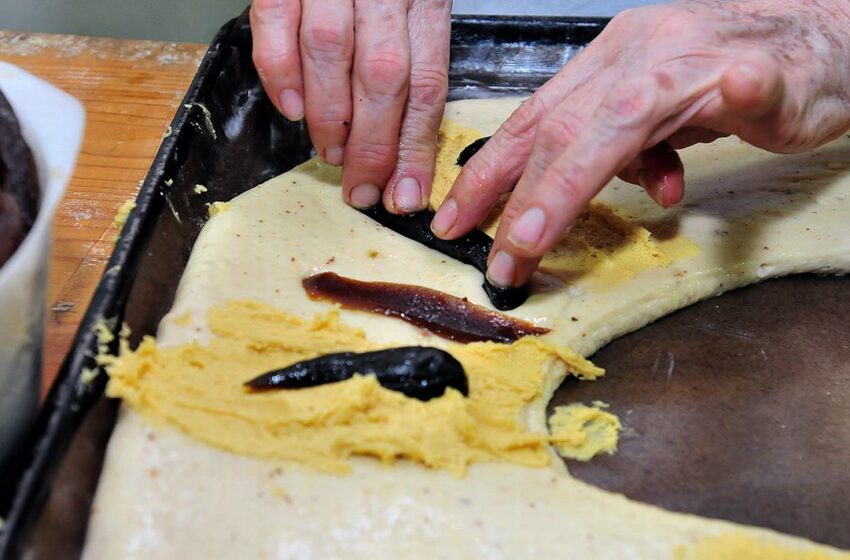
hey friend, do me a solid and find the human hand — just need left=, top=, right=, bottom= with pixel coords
left=250, top=0, right=453, bottom=213
left=430, top=0, right=850, bottom=288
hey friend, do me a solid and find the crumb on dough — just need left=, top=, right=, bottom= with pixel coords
left=207, top=201, right=230, bottom=218
left=112, top=199, right=136, bottom=241
left=548, top=402, right=621, bottom=461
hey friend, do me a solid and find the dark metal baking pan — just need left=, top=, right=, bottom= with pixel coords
left=0, top=12, right=609, bottom=557
left=1, top=7, right=848, bottom=558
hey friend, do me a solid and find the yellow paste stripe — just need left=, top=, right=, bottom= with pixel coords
left=105, top=300, right=602, bottom=475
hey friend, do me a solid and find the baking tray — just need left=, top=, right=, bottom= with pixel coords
left=1, top=8, right=848, bottom=558
left=0, top=11, right=608, bottom=557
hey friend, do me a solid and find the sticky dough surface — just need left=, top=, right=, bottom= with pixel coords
left=84, top=98, right=850, bottom=559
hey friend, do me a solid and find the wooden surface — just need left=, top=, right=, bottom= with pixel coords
left=0, top=31, right=206, bottom=395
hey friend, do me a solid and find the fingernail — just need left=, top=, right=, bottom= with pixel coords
left=431, top=198, right=458, bottom=237
left=638, top=169, right=665, bottom=207
left=508, top=207, right=546, bottom=250
left=487, top=251, right=516, bottom=288
left=279, top=89, right=304, bottom=121
left=325, top=145, right=344, bottom=166
left=349, top=184, right=381, bottom=208
left=393, top=177, right=423, bottom=212
left=737, top=63, right=761, bottom=88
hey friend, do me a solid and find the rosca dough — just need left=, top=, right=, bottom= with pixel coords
left=83, top=98, right=850, bottom=559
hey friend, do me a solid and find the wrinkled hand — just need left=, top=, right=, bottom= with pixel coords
left=431, top=0, right=850, bottom=288
left=251, top=0, right=452, bottom=213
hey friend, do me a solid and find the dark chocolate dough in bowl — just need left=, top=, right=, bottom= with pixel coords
left=0, top=88, right=40, bottom=268
left=552, top=274, right=850, bottom=549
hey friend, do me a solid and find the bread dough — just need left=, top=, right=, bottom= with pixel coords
left=83, top=98, right=850, bottom=559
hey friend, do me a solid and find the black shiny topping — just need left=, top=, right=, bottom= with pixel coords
left=456, top=136, right=491, bottom=166
left=245, top=346, right=468, bottom=401
left=359, top=205, right=529, bottom=310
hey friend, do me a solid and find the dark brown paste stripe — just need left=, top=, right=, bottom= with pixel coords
left=302, top=272, right=549, bottom=343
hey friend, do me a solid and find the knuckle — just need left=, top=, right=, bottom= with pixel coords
left=502, top=95, right=548, bottom=141
left=605, top=5, right=694, bottom=40
left=408, top=67, right=448, bottom=110
left=537, top=110, right=584, bottom=148
left=457, top=161, right=490, bottom=195
left=302, top=22, right=353, bottom=61
left=347, top=139, right=396, bottom=171
left=652, top=9, right=698, bottom=37
left=599, top=80, right=655, bottom=128
left=606, top=7, right=640, bottom=30
left=251, top=0, right=297, bottom=24
left=397, top=114, right=438, bottom=165
left=456, top=162, right=513, bottom=207
left=360, top=50, right=410, bottom=97
left=310, top=104, right=352, bottom=130
left=252, top=44, right=294, bottom=72
left=398, top=133, right=436, bottom=166
left=398, top=145, right=434, bottom=169
left=600, top=6, right=655, bottom=37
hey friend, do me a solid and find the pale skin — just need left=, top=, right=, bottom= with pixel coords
left=251, top=0, right=850, bottom=288
left=250, top=0, right=453, bottom=214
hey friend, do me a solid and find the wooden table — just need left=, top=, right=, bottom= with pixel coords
left=0, top=31, right=207, bottom=396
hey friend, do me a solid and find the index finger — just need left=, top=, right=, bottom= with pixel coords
left=487, top=74, right=680, bottom=287
left=430, top=43, right=609, bottom=240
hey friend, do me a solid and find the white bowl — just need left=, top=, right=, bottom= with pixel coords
left=0, top=62, right=84, bottom=467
